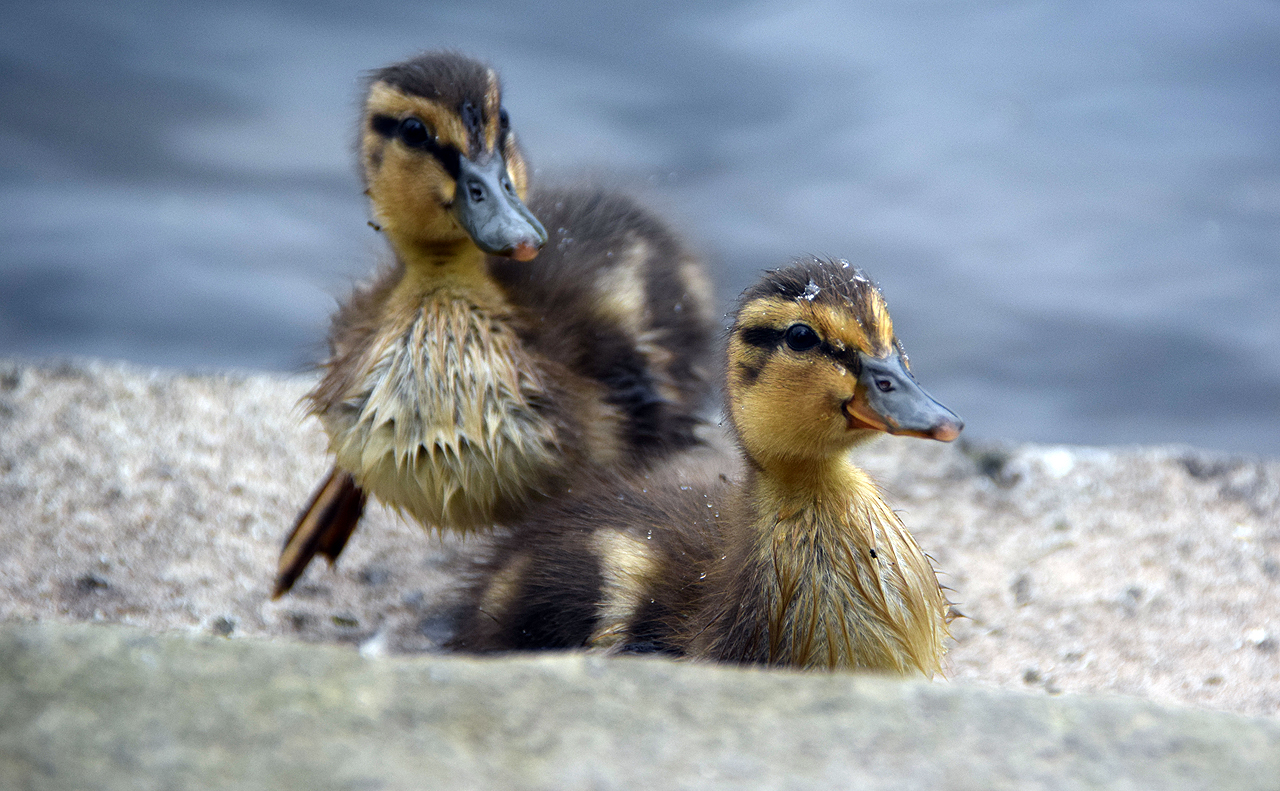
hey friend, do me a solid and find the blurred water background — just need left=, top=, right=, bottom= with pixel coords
left=2, top=1, right=1278, bottom=455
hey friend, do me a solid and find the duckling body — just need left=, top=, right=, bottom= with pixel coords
left=454, top=257, right=962, bottom=675
left=275, top=53, right=715, bottom=597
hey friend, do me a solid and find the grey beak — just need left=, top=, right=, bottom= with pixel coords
left=855, top=351, right=963, bottom=441
left=451, top=153, right=548, bottom=260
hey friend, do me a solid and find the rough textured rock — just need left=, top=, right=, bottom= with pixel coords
left=0, top=358, right=469, bottom=654
left=2, top=620, right=1277, bottom=790
left=857, top=436, right=1280, bottom=716
left=0, top=355, right=1274, bottom=783
left=0, top=358, right=1277, bottom=734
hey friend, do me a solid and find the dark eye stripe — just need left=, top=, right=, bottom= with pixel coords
left=739, top=326, right=783, bottom=349
left=370, top=113, right=398, bottom=138
left=370, top=113, right=462, bottom=181
left=819, top=340, right=861, bottom=373
left=738, top=322, right=867, bottom=373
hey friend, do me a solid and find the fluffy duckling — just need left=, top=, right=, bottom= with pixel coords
left=454, top=257, right=962, bottom=675
left=274, top=52, right=716, bottom=598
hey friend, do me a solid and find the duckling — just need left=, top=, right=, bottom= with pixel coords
left=274, top=52, right=716, bottom=598
left=454, top=257, right=963, bottom=675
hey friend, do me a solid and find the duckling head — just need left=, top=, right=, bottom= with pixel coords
left=726, top=257, right=962, bottom=467
left=361, top=52, right=547, bottom=261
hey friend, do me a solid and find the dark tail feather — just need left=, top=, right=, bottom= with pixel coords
left=272, top=468, right=367, bottom=599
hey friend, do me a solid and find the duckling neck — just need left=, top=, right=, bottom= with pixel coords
left=705, top=452, right=946, bottom=674
left=385, top=233, right=502, bottom=305
left=750, top=454, right=864, bottom=508
left=745, top=454, right=889, bottom=558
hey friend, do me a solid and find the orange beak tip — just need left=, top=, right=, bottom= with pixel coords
left=511, top=242, right=540, bottom=262
left=932, top=421, right=962, bottom=442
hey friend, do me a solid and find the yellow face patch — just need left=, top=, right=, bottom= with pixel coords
left=361, top=84, right=464, bottom=242
left=726, top=290, right=897, bottom=464
left=365, top=81, right=471, bottom=155
left=360, top=80, right=530, bottom=251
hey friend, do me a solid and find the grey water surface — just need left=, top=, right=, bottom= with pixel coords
left=2, top=1, right=1278, bottom=455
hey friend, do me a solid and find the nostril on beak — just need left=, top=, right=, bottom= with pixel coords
left=468, top=181, right=485, bottom=202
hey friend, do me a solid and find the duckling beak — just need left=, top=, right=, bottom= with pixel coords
left=843, top=352, right=963, bottom=442
left=451, top=153, right=548, bottom=260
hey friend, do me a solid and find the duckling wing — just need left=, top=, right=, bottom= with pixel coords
left=450, top=461, right=730, bottom=654
left=273, top=468, right=366, bottom=598
left=491, top=188, right=717, bottom=460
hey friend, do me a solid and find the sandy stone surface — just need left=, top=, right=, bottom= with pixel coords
left=1, top=359, right=1277, bottom=717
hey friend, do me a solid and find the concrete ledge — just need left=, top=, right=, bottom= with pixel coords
left=2, top=620, right=1277, bottom=790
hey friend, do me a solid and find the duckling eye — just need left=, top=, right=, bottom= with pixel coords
left=398, top=117, right=431, bottom=148
left=784, top=324, right=820, bottom=352
left=499, top=108, right=510, bottom=132
left=875, top=378, right=894, bottom=393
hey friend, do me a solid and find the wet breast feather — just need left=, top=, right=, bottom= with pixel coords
left=323, top=294, right=568, bottom=530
